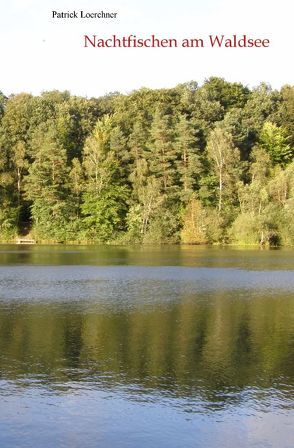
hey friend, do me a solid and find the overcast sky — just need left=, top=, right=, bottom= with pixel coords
left=0, top=0, right=293, bottom=97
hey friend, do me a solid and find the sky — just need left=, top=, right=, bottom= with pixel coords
left=0, top=0, right=293, bottom=97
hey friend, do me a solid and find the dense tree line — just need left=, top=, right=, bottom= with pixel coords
left=0, top=78, right=293, bottom=245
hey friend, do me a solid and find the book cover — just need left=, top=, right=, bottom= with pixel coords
left=0, top=1, right=293, bottom=448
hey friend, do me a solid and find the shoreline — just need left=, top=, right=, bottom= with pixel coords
left=0, top=241, right=292, bottom=248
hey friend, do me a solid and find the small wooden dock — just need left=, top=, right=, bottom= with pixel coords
left=16, top=238, right=36, bottom=244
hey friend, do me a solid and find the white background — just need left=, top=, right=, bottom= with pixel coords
left=0, top=0, right=293, bottom=97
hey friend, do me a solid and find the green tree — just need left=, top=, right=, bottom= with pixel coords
left=0, top=91, right=6, bottom=118
left=128, top=119, right=150, bottom=199
left=0, top=132, right=17, bottom=238
left=259, top=122, right=293, bottom=166
left=181, top=198, right=208, bottom=244
left=24, top=125, right=70, bottom=240
left=69, top=158, right=83, bottom=219
left=174, top=114, right=203, bottom=200
left=202, top=77, right=250, bottom=110
left=81, top=186, right=129, bottom=241
left=148, top=109, right=177, bottom=192
left=273, top=85, right=294, bottom=146
left=81, top=116, right=129, bottom=241
left=206, top=127, right=241, bottom=212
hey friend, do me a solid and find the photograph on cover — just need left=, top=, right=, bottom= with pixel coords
left=0, top=0, right=293, bottom=447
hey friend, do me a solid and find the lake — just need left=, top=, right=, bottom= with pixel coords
left=0, top=245, right=293, bottom=448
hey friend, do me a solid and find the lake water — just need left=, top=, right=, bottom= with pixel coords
left=0, top=245, right=293, bottom=448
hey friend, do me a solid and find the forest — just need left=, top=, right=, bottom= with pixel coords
left=0, top=77, right=293, bottom=245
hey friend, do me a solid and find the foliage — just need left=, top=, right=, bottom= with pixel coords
left=0, top=79, right=293, bottom=245
left=181, top=198, right=208, bottom=244
left=259, top=122, right=293, bottom=166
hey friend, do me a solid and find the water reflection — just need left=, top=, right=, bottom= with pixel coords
left=0, top=244, right=294, bottom=270
left=0, top=283, right=293, bottom=412
left=0, top=247, right=293, bottom=448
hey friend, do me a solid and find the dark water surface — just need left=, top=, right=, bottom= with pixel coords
left=0, top=245, right=293, bottom=448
